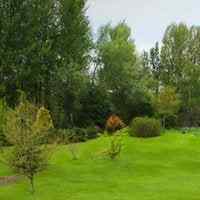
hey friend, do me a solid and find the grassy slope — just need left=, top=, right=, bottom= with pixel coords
left=1, top=131, right=200, bottom=199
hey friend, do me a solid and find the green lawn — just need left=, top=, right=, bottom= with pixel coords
left=1, top=130, right=200, bottom=200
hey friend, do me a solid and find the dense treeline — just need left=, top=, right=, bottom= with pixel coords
left=143, top=23, right=200, bottom=127
left=1, top=0, right=200, bottom=131
left=0, top=0, right=92, bottom=128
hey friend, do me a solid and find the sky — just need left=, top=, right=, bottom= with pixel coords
left=87, top=0, right=200, bottom=52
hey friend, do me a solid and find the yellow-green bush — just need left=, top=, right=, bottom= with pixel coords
left=33, top=107, right=54, bottom=135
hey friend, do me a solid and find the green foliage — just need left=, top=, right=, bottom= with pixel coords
left=142, top=42, right=161, bottom=95
left=53, top=126, right=100, bottom=144
left=70, top=128, right=88, bottom=142
left=0, top=99, right=9, bottom=146
left=0, top=0, right=92, bottom=129
left=46, top=0, right=93, bottom=128
left=4, top=100, right=54, bottom=193
left=77, top=83, right=111, bottom=128
left=142, top=23, right=200, bottom=127
left=85, top=126, right=101, bottom=140
left=130, top=117, right=161, bottom=138
left=97, top=22, right=137, bottom=92
left=96, top=22, right=150, bottom=122
left=2, top=2, right=200, bottom=131
left=10, top=143, right=48, bottom=193
left=4, top=101, right=38, bottom=145
left=33, top=107, right=54, bottom=136
left=161, top=23, right=190, bottom=87
left=158, top=23, right=200, bottom=126
left=153, top=86, right=180, bottom=127
left=105, top=134, right=123, bottom=160
left=0, top=0, right=58, bottom=105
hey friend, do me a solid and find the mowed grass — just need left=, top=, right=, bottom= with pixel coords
left=1, top=130, right=200, bottom=200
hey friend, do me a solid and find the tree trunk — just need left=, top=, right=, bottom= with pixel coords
left=162, top=116, right=166, bottom=129
left=29, top=175, right=35, bottom=194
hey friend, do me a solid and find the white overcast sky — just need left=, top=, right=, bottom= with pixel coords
left=87, top=0, right=200, bottom=51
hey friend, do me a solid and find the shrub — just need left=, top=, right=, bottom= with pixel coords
left=56, top=128, right=87, bottom=144
left=71, top=128, right=88, bottom=142
left=105, top=134, right=123, bottom=160
left=130, top=117, right=161, bottom=138
left=106, top=115, right=125, bottom=133
left=50, top=126, right=101, bottom=144
left=85, top=126, right=101, bottom=139
left=67, top=127, right=101, bottom=142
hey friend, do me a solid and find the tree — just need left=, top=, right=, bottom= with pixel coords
left=4, top=101, right=53, bottom=193
left=160, top=23, right=190, bottom=88
left=47, top=0, right=92, bottom=128
left=96, top=22, right=150, bottom=122
left=76, top=83, right=111, bottom=128
left=0, top=0, right=92, bottom=129
left=160, top=23, right=200, bottom=126
left=0, top=99, right=9, bottom=146
left=150, top=42, right=161, bottom=95
left=97, top=22, right=137, bottom=92
left=154, top=86, right=180, bottom=128
left=0, top=0, right=58, bottom=105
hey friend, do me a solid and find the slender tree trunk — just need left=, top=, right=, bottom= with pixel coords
left=162, top=116, right=166, bottom=129
left=29, top=175, right=35, bottom=194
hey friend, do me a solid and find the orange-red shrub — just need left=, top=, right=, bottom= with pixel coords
left=106, top=115, right=125, bottom=133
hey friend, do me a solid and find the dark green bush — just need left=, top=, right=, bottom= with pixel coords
left=71, top=128, right=88, bottom=142
left=130, top=117, right=161, bottom=138
left=51, top=126, right=100, bottom=144
left=68, top=127, right=100, bottom=142
left=85, top=126, right=101, bottom=139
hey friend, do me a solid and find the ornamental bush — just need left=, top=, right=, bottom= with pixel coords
left=106, top=115, right=125, bottom=133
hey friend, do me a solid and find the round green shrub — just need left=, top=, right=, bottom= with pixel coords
left=130, top=117, right=161, bottom=138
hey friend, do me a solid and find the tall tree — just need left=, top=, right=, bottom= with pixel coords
left=50, top=0, right=92, bottom=127
left=0, top=0, right=58, bottom=105
left=180, top=26, right=200, bottom=125
left=96, top=22, right=151, bottom=122
left=150, top=42, right=161, bottom=95
left=141, top=42, right=162, bottom=95
left=97, top=22, right=137, bottom=91
left=161, top=23, right=190, bottom=88
left=0, top=0, right=92, bottom=128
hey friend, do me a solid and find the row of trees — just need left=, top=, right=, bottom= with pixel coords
left=1, top=0, right=200, bottom=128
left=0, top=0, right=92, bottom=128
left=143, top=23, right=200, bottom=126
